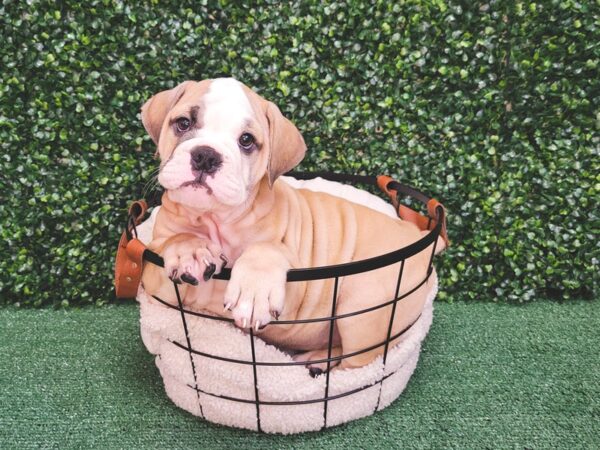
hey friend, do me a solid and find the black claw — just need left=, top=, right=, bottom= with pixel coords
left=219, top=253, right=229, bottom=271
left=258, top=323, right=268, bottom=331
left=308, top=367, right=324, bottom=378
left=203, top=263, right=216, bottom=281
left=169, top=270, right=182, bottom=284
left=181, top=273, right=198, bottom=286
left=271, top=310, right=281, bottom=320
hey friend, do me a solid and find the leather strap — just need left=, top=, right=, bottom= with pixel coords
left=129, top=200, right=148, bottom=224
left=114, top=200, right=149, bottom=298
left=125, top=200, right=148, bottom=240
left=377, top=175, right=449, bottom=248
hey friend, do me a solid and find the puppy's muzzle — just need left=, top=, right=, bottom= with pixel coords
left=190, top=146, right=222, bottom=175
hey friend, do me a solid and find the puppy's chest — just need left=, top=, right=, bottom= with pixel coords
left=188, top=215, right=245, bottom=262
left=213, top=220, right=281, bottom=264
left=211, top=225, right=249, bottom=263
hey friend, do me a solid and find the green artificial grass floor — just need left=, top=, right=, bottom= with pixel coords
left=1, top=300, right=598, bottom=449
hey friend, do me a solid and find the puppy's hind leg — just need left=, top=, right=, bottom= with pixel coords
left=336, top=264, right=430, bottom=369
left=334, top=278, right=393, bottom=370
left=293, top=347, right=343, bottom=377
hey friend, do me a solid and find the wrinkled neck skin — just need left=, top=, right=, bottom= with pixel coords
left=160, top=177, right=279, bottom=262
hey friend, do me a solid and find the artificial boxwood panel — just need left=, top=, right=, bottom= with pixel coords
left=0, top=0, right=597, bottom=306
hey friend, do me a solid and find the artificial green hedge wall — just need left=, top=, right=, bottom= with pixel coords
left=1, top=0, right=597, bottom=306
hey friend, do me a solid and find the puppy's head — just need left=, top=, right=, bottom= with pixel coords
left=141, top=78, right=306, bottom=210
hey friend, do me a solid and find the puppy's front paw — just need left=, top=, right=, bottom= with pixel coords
left=162, top=235, right=225, bottom=286
left=223, top=257, right=287, bottom=331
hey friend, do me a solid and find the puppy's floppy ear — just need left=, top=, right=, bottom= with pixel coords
left=264, top=102, right=307, bottom=187
left=141, top=81, right=192, bottom=146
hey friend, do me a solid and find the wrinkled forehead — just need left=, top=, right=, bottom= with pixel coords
left=173, top=78, right=263, bottom=132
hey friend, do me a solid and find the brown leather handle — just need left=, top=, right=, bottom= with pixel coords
left=128, top=200, right=148, bottom=225
left=376, top=175, right=396, bottom=199
left=114, top=200, right=149, bottom=298
left=376, top=175, right=449, bottom=248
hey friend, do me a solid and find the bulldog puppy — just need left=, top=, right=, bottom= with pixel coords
left=141, top=78, right=442, bottom=372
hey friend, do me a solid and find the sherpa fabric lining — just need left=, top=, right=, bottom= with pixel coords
left=135, top=176, right=437, bottom=434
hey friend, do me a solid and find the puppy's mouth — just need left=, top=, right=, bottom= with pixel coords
left=179, top=173, right=214, bottom=195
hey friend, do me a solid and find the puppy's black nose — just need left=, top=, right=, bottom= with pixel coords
left=190, top=146, right=222, bottom=174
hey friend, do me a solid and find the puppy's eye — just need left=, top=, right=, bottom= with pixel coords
left=175, top=117, right=191, bottom=132
left=238, top=132, right=256, bottom=152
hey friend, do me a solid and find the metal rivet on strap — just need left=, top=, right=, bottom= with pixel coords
left=131, top=263, right=137, bottom=269
left=126, top=276, right=132, bottom=282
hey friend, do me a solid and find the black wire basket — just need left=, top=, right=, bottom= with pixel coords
left=124, top=172, right=447, bottom=433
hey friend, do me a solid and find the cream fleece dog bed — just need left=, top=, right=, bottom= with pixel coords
left=136, top=176, right=437, bottom=434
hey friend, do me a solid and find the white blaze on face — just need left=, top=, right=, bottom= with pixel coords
left=160, top=78, right=256, bottom=210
